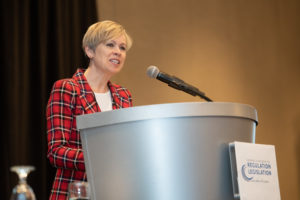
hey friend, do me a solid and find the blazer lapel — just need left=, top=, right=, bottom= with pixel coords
left=108, top=82, right=121, bottom=110
left=79, top=90, right=99, bottom=114
left=73, top=69, right=100, bottom=114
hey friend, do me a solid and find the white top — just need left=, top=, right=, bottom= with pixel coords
left=94, top=91, right=113, bottom=112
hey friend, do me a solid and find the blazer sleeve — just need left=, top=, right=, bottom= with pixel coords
left=46, top=79, right=85, bottom=171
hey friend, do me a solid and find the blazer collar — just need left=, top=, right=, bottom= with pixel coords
left=73, top=68, right=121, bottom=113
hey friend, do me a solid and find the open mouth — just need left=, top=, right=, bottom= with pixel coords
left=110, top=59, right=120, bottom=64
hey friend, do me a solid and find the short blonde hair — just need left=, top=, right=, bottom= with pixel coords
left=82, top=20, right=133, bottom=52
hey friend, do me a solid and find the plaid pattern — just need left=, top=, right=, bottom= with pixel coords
left=46, top=68, right=132, bottom=200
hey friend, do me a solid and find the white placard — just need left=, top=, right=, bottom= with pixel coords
left=229, top=141, right=281, bottom=200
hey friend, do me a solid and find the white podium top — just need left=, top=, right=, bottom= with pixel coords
left=76, top=102, right=258, bottom=130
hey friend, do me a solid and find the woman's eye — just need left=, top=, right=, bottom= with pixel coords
left=120, top=46, right=126, bottom=51
left=106, top=43, right=114, bottom=47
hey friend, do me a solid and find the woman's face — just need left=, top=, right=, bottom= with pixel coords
left=87, top=34, right=127, bottom=76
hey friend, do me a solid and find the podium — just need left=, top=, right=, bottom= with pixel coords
left=76, top=102, right=258, bottom=200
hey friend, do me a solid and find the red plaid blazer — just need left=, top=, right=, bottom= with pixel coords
left=46, top=68, right=132, bottom=200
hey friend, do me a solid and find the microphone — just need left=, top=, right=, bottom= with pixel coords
left=146, top=66, right=213, bottom=102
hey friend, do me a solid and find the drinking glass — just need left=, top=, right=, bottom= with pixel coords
left=68, top=181, right=91, bottom=200
left=10, top=165, right=36, bottom=200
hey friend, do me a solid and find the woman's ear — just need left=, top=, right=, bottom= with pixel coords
left=84, top=46, right=94, bottom=59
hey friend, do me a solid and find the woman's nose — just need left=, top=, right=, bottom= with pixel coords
left=113, top=47, right=121, bottom=56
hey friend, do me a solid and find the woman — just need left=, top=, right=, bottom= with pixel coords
left=46, top=20, right=133, bottom=199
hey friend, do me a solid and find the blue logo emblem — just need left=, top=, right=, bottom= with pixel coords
left=241, top=164, right=253, bottom=181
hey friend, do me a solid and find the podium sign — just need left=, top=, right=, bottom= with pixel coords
left=229, top=142, right=281, bottom=200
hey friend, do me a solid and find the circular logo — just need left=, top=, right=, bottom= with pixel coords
left=241, top=164, right=253, bottom=181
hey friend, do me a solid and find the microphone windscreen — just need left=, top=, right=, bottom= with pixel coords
left=146, top=66, right=160, bottom=78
